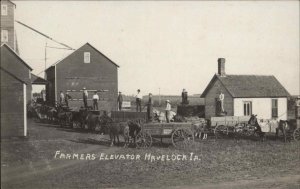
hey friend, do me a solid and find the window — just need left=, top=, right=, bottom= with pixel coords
left=243, top=101, right=252, bottom=116
left=1, top=30, right=8, bottom=42
left=1, top=5, right=8, bottom=16
left=272, top=99, right=278, bottom=118
left=84, top=52, right=90, bottom=63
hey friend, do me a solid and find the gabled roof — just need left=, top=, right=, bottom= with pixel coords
left=31, top=73, right=48, bottom=85
left=45, top=42, right=119, bottom=71
left=1, top=43, right=33, bottom=71
left=1, top=0, right=16, bottom=7
left=1, top=66, right=26, bottom=84
left=201, top=74, right=290, bottom=98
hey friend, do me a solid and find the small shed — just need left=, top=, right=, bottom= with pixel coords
left=1, top=44, right=32, bottom=137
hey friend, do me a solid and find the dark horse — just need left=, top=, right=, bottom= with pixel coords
left=100, top=116, right=142, bottom=147
left=248, top=114, right=290, bottom=142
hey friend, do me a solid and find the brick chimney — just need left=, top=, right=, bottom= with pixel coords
left=218, top=58, right=226, bottom=76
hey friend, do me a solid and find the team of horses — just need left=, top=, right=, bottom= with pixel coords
left=28, top=103, right=145, bottom=147
left=29, top=103, right=293, bottom=146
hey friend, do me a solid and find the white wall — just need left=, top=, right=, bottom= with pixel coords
left=234, top=98, right=287, bottom=120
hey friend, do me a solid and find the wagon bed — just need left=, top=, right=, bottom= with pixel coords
left=136, top=122, right=194, bottom=149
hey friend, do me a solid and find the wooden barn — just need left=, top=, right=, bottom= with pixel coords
left=1, top=44, right=32, bottom=138
left=45, top=43, right=119, bottom=111
left=201, top=58, right=290, bottom=120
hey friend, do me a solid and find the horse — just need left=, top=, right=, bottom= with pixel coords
left=276, top=120, right=291, bottom=142
left=99, top=117, right=142, bottom=147
left=46, top=106, right=58, bottom=124
left=248, top=114, right=290, bottom=142
left=192, top=119, right=209, bottom=140
left=86, top=112, right=101, bottom=131
left=56, top=105, right=72, bottom=127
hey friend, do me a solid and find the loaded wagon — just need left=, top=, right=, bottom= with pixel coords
left=212, top=116, right=250, bottom=139
left=110, top=111, right=194, bottom=149
left=135, top=122, right=194, bottom=149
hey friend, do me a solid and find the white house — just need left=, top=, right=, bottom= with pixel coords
left=201, top=58, right=290, bottom=120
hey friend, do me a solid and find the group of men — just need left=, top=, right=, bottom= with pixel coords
left=57, top=87, right=190, bottom=123
left=59, top=87, right=100, bottom=110
left=128, top=89, right=172, bottom=123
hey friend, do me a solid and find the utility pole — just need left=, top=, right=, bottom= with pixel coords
left=45, top=41, right=47, bottom=74
left=159, top=87, right=161, bottom=106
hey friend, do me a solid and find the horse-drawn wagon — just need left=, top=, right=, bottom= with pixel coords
left=109, top=111, right=194, bottom=149
left=212, top=116, right=251, bottom=139
left=135, top=122, right=194, bottom=149
left=212, top=115, right=300, bottom=142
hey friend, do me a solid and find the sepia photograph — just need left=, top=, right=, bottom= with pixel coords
left=1, top=0, right=299, bottom=188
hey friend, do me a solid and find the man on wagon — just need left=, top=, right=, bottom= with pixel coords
left=65, top=92, right=72, bottom=107
left=92, top=91, right=99, bottom=110
left=82, top=87, right=88, bottom=108
left=165, top=100, right=171, bottom=123
left=147, top=93, right=153, bottom=122
left=59, top=91, right=65, bottom=105
left=117, top=91, right=123, bottom=111
left=135, top=89, right=142, bottom=112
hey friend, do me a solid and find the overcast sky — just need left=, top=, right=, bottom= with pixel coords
left=14, top=1, right=299, bottom=95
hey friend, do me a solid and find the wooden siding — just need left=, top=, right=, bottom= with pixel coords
left=45, top=66, right=56, bottom=106
left=204, top=79, right=233, bottom=118
left=1, top=45, right=32, bottom=103
left=1, top=69, right=25, bottom=137
left=0, top=0, right=15, bottom=49
left=49, top=43, right=118, bottom=111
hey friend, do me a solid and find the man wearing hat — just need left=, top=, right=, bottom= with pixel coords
left=117, top=91, right=123, bottom=111
left=82, top=87, right=88, bottom=108
left=181, top=89, right=188, bottom=105
left=92, top=91, right=99, bottom=110
left=135, top=89, right=142, bottom=112
left=165, top=100, right=171, bottom=123
left=147, top=93, right=153, bottom=122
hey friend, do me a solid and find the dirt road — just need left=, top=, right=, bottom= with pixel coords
left=1, top=119, right=300, bottom=189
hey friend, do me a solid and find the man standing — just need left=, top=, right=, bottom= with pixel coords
left=147, top=93, right=153, bottom=122
left=59, top=91, right=65, bottom=105
left=41, top=89, right=46, bottom=105
left=92, top=91, right=99, bottom=110
left=219, top=91, right=225, bottom=113
left=117, top=91, right=123, bottom=111
left=181, top=89, right=188, bottom=105
left=135, top=89, right=142, bottom=112
left=82, top=87, right=88, bottom=108
left=65, top=92, right=72, bottom=107
left=165, top=100, right=171, bottom=123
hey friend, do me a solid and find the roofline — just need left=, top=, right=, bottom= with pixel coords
left=2, top=0, right=16, bottom=7
left=0, top=66, right=26, bottom=84
left=271, top=75, right=291, bottom=96
left=85, top=42, right=120, bottom=68
left=31, top=73, right=49, bottom=84
left=200, top=74, right=234, bottom=98
left=45, top=42, right=120, bottom=71
left=201, top=74, right=291, bottom=98
left=1, top=43, right=33, bottom=70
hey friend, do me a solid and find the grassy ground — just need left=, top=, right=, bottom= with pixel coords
left=1, top=119, right=300, bottom=189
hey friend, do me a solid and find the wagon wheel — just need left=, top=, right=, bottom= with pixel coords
left=172, top=128, right=194, bottom=149
left=293, top=128, right=300, bottom=141
left=214, top=125, right=229, bottom=139
left=135, top=131, right=152, bottom=148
